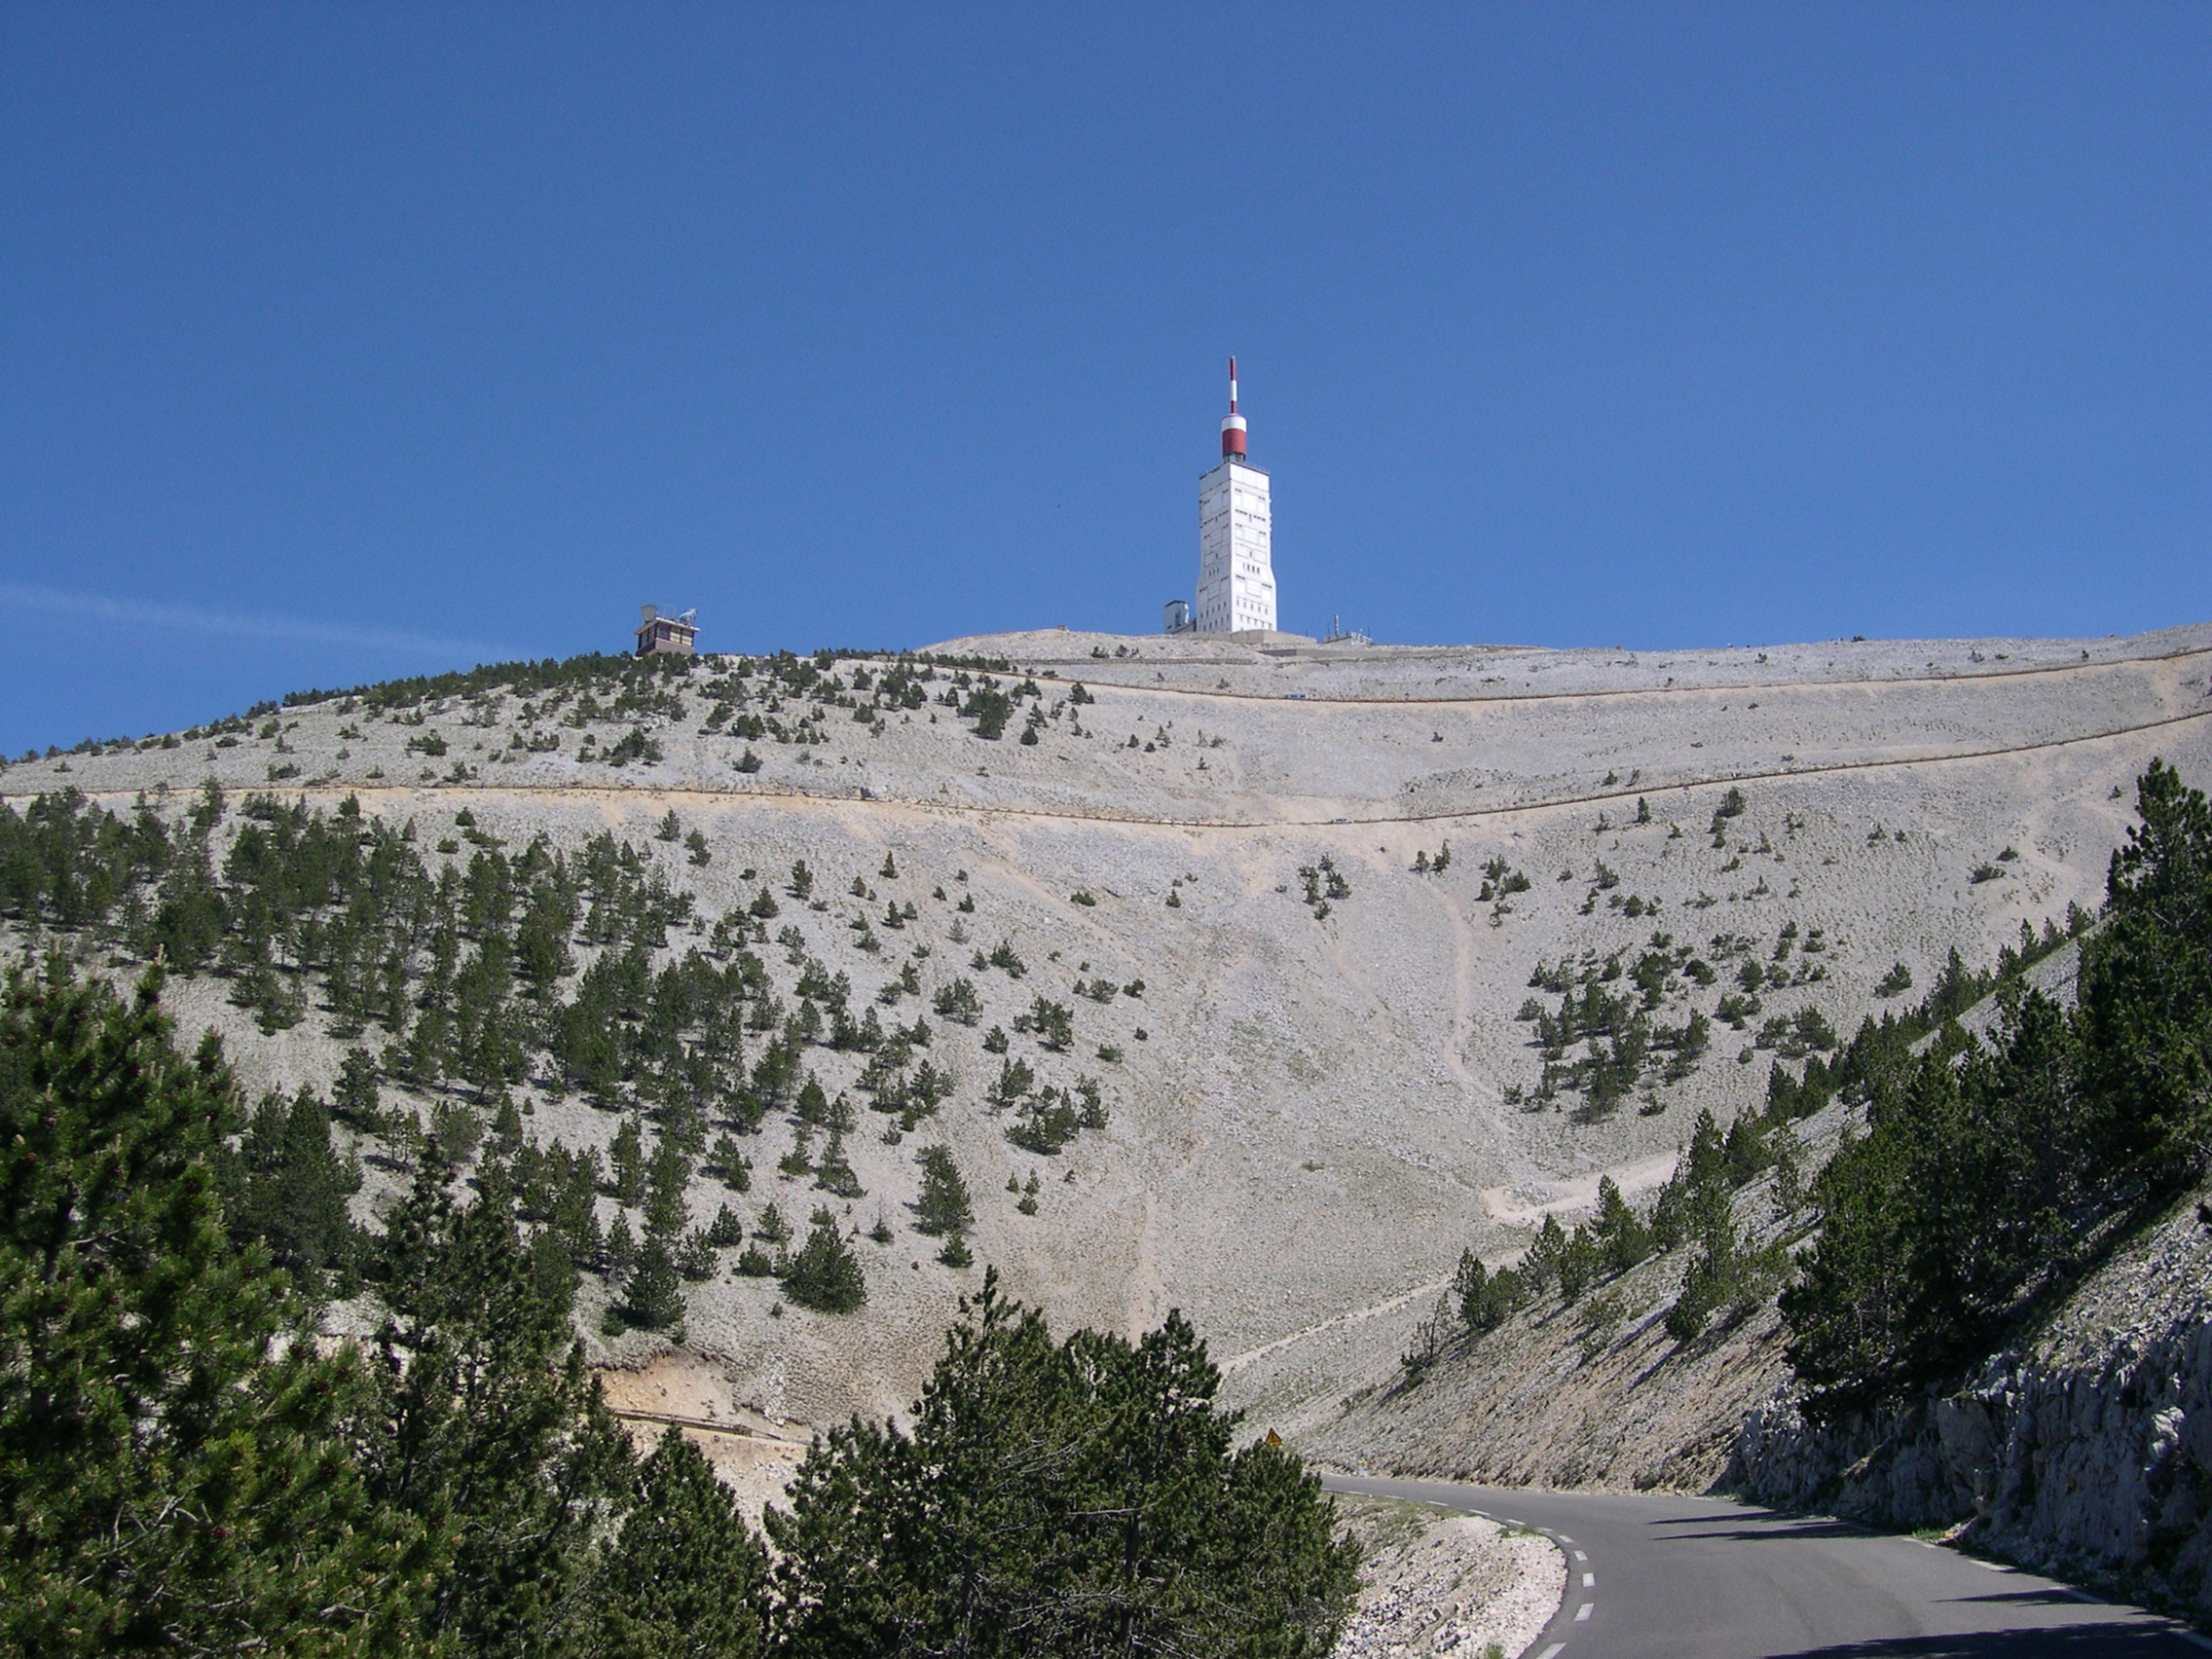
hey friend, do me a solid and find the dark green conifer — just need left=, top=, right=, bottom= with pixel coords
left=780, top=1208, right=866, bottom=1313
left=576, top=1429, right=767, bottom=1658
left=914, top=1144, right=974, bottom=1237
left=1592, top=1174, right=1652, bottom=1274
left=605, top=1210, right=639, bottom=1277
left=0, top=967, right=431, bottom=1656
left=221, top=1083, right=362, bottom=1296
left=766, top=1271, right=1357, bottom=1655
left=363, top=1157, right=636, bottom=1656
left=609, top=1116, right=646, bottom=1204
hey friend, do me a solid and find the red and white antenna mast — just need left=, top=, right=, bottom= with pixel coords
left=1221, top=355, right=1247, bottom=460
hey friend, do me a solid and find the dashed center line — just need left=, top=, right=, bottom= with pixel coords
left=1582, top=1572, right=1596, bottom=1588
left=1573, top=1550, right=1588, bottom=1562
left=1535, top=1645, right=1566, bottom=1659
left=1575, top=1603, right=1594, bottom=1622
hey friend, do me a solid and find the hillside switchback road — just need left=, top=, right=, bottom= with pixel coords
left=1323, top=1475, right=2211, bottom=1658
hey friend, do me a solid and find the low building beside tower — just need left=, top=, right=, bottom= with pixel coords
left=636, top=605, right=698, bottom=657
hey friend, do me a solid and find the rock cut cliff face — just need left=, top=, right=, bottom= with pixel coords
left=1732, top=1177, right=2212, bottom=1622
left=7, top=622, right=2211, bottom=1443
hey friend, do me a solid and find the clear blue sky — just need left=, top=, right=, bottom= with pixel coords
left=4, top=6, right=2208, bottom=753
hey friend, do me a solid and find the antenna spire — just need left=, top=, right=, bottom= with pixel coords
left=1220, top=356, right=1248, bottom=461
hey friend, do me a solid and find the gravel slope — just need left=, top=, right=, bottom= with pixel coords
left=8, top=621, right=2208, bottom=1443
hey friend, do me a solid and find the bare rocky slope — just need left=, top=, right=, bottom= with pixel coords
left=1300, top=1142, right=1805, bottom=1495
left=8, top=620, right=2209, bottom=1454
left=1299, top=940, right=2091, bottom=1494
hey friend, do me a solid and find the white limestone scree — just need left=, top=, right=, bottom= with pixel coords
left=1193, top=356, right=1276, bottom=634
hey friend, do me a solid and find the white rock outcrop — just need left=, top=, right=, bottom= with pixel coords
left=1732, top=1183, right=2212, bottom=1620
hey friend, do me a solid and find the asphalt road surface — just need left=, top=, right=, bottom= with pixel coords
left=1323, top=1475, right=2211, bottom=1658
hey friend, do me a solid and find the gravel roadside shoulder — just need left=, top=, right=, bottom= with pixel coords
left=1332, top=1496, right=1566, bottom=1658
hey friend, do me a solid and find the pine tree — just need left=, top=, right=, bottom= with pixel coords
left=334, top=1044, right=382, bottom=1125
left=0, top=966, right=431, bottom=1657
left=622, top=1233, right=687, bottom=1333
left=814, top=1125, right=864, bottom=1198
left=605, top=1210, right=639, bottom=1277
left=575, top=1428, right=767, bottom=1658
left=644, top=1137, right=693, bottom=1242
left=767, top=1270, right=1358, bottom=1656
left=362, top=1157, right=636, bottom=1658
left=780, top=1208, right=866, bottom=1313
left=678, top=1229, right=717, bottom=1281
left=1522, top=1212, right=1569, bottom=1294
left=794, top=1076, right=830, bottom=1126
left=609, top=1115, right=646, bottom=1204
left=1593, top=1174, right=1652, bottom=1274
left=712, top=1131, right=752, bottom=1192
left=1452, top=1247, right=1487, bottom=1327
left=550, top=1154, right=605, bottom=1267
left=220, top=1083, right=362, bottom=1296
left=1453, top=1247, right=1525, bottom=1332
left=427, top=1098, right=482, bottom=1167
left=1557, top=1228, right=1601, bottom=1304
left=914, top=1144, right=974, bottom=1237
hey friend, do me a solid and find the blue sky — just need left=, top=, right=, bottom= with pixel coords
left=4, top=5, right=2208, bottom=753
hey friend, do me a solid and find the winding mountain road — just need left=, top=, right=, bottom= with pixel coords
left=1324, top=1475, right=2209, bottom=1658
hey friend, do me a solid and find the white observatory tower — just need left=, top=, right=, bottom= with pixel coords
left=1195, top=357, right=1276, bottom=634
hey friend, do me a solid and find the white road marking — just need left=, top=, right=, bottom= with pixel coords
left=1535, top=1645, right=1566, bottom=1659
left=1582, top=1572, right=1596, bottom=1588
left=1574, top=1550, right=1588, bottom=1562
left=1974, top=1560, right=2009, bottom=1572
left=1575, top=1603, right=1593, bottom=1621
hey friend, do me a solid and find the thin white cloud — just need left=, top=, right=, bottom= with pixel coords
left=0, top=583, right=509, bottom=663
